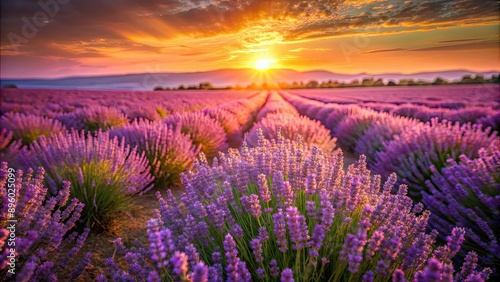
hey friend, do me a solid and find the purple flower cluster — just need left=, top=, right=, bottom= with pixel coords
left=218, top=91, right=268, bottom=132
left=334, top=109, right=385, bottom=150
left=246, top=113, right=337, bottom=152
left=109, top=119, right=200, bottom=186
left=422, top=149, right=500, bottom=271
left=19, top=130, right=154, bottom=227
left=0, top=112, right=67, bottom=146
left=374, top=118, right=498, bottom=198
left=165, top=111, right=228, bottom=158
left=102, top=131, right=491, bottom=281
left=354, top=115, right=421, bottom=164
left=202, top=107, right=244, bottom=146
left=0, top=163, right=90, bottom=281
left=56, top=105, right=128, bottom=133
left=0, top=128, right=13, bottom=151
left=477, top=112, right=500, bottom=133
left=255, top=91, right=299, bottom=121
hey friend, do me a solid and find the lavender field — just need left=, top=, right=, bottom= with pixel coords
left=0, top=86, right=499, bottom=281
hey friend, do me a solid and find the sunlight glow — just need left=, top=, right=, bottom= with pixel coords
left=254, top=58, right=276, bottom=70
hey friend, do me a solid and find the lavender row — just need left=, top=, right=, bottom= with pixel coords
left=1, top=89, right=255, bottom=120
left=287, top=87, right=499, bottom=129
left=280, top=91, right=499, bottom=274
left=288, top=85, right=499, bottom=110
left=247, top=91, right=337, bottom=153
left=99, top=132, right=492, bottom=281
left=0, top=91, right=267, bottom=229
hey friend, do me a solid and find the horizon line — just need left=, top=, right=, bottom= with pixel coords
left=1, top=68, right=500, bottom=81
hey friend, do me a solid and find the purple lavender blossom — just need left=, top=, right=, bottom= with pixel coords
left=247, top=113, right=337, bottom=153
left=56, top=105, right=128, bottom=133
left=171, top=251, right=189, bottom=278
left=422, top=149, right=499, bottom=269
left=273, top=209, right=288, bottom=253
left=109, top=119, right=200, bottom=186
left=250, top=238, right=264, bottom=263
left=224, top=234, right=241, bottom=282
left=285, top=206, right=309, bottom=250
left=240, top=194, right=262, bottom=217
left=164, top=111, right=228, bottom=158
left=0, top=112, right=67, bottom=146
left=191, top=262, right=209, bottom=282
left=280, top=268, right=294, bottom=282
left=20, top=130, right=154, bottom=226
left=0, top=163, right=88, bottom=280
left=374, top=118, right=498, bottom=199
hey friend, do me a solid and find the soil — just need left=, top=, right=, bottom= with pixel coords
left=59, top=186, right=185, bottom=281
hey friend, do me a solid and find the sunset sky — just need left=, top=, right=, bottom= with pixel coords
left=1, top=0, right=499, bottom=78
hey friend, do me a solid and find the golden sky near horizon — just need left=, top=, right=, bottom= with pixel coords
left=1, top=0, right=499, bottom=78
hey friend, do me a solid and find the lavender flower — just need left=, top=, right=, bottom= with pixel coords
left=98, top=130, right=490, bottom=281
left=20, top=130, right=153, bottom=227
left=240, top=194, right=262, bottom=217
left=273, top=209, right=288, bottom=253
left=286, top=206, right=309, bottom=250
left=255, top=91, right=299, bottom=121
left=374, top=118, right=498, bottom=198
left=265, top=259, right=279, bottom=278
left=247, top=113, right=337, bottom=153
left=56, top=105, right=128, bottom=133
left=109, top=119, right=200, bottom=186
left=250, top=238, right=264, bottom=263
left=0, top=112, right=67, bottom=146
left=224, top=234, right=241, bottom=282
left=281, top=268, right=294, bottom=282
left=0, top=163, right=88, bottom=280
left=171, top=251, right=189, bottom=278
left=422, top=149, right=499, bottom=270
left=165, top=111, right=228, bottom=158
left=191, top=262, right=209, bottom=282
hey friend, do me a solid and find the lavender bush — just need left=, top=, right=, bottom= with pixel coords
left=100, top=131, right=491, bottom=281
left=422, top=149, right=499, bottom=272
left=109, top=119, right=200, bottom=187
left=373, top=118, right=498, bottom=199
left=125, top=105, right=166, bottom=121
left=0, top=112, right=67, bottom=146
left=20, top=130, right=154, bottom=228
left=0, top=162, right=91, bottom=281
left=255, top=91, right=298, bottom=121
left=203, top=108, right=243, bottom=146
left=165, top=112, right=228, bottom=158
left=0, top=128, right=13, bottom=151
left=246, top=113, right=337, bottom=153
left=477, top=113, right=500, bottom=134
left=56, top=105, right=128, bottom=133
left=445, top=107, right=494, bottom=124
left=334, top=109, right=385, bottom=150
left=324, top=105, right=363, bottom=134
left=354, top=116, right=421, bottom=165
left=219, top=92, right=268, bottom=132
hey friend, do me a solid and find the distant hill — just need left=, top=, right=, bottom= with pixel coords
left=1, top=69, right=498, bottom=90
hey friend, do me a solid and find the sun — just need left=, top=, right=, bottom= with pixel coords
left=254, top=58, right=276, bottom=71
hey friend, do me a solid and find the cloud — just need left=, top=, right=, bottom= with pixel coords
left=437, top=38, right=483, bottom=44
left=0, top=0, right=498, bottom=76
left=365, top=48, right=408, bottom=54
left=412, top=40, right=499, bottom=52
